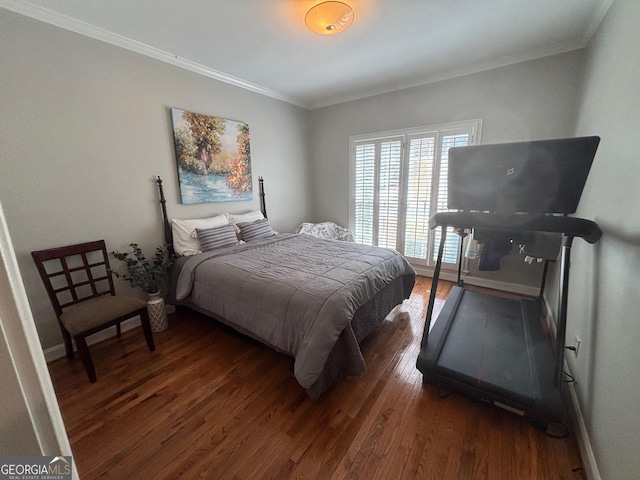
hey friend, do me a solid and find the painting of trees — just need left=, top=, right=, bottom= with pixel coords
left=181, top=110, right=225, bottom=172
left=227, top=122, right=252, bottom=194
left=170, top=108, right=253, bottom=204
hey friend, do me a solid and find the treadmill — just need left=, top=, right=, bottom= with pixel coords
left=416, top=136, right=602, bottom=428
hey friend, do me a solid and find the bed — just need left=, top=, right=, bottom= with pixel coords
left=157, top=177, right=416, bottom=399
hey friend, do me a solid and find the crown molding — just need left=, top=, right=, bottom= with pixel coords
left=0, top=0, right=308, bottom=108
left=310, top=37, right=588, bottom=109
left=582, top=0, right=614, bottom=44
left=2, top=0, right=612, bottom=112
left=307, top=0, right=615, bottom=109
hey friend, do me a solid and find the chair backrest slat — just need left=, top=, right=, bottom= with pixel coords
left=31, top=240, right=116, bottom=318
left=58, top=256, right=78, bottom=303
left=80, top=251, right=99, bottom=297
left=52, top=277, right=110, bottom=295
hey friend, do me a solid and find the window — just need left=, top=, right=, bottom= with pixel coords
left=350, top=120, right=482, bottom=269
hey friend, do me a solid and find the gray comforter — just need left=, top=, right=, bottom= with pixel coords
left=174, top=233, right=415, bottom=398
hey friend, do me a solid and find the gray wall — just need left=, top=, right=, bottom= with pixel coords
left=0, top=9, right=312, bottom=350
left=308, top=51, right=583, bottom=287
left=551, top=1, right=639, bottom=479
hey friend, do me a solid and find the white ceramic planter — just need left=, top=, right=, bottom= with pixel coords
left=147, top=292, right=168, bottom=332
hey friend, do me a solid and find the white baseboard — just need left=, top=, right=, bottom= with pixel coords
left=566, top=378, right=601, bottom=480
left=543, top=298, right=600, bottom=480
left=43, top=317, right=142, bottom=363
left=413, top=266, right=541, bottom=297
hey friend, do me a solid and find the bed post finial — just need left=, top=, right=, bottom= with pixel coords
left=259, top=176, right=267, bottom=219
left=156, top=176, right=173, bottom=249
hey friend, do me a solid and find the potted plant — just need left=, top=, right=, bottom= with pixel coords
left=110, top=243, right=174, bottom=332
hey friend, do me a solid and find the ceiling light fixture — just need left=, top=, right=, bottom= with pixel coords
left=305, top=1, right=354, bottom=35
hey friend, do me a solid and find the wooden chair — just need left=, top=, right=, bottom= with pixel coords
left=31, top=240, right=155, bottom=382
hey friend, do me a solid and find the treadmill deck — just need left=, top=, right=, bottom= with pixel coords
left=417, top=286, right=564, bottom=423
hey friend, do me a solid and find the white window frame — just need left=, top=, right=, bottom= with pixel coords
left=349, top=119, right=483, bottom=271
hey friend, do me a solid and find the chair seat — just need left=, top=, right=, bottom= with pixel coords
left=60, top=295, right=147, bottom=335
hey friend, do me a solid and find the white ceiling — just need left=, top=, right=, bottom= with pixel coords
left=1, top=0, right=612, bottom=109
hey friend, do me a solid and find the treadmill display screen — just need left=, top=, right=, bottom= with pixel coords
left=447, top=136, right=600, bottom=214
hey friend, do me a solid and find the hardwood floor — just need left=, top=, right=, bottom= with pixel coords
left=48, top=277, right=586, bottom=479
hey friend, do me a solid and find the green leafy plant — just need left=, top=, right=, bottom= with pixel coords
left=110, top=243, right=174, bottom=294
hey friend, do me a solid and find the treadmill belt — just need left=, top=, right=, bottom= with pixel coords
left=417, top=286, right=564, bottom=422
left=436, top=290, right=540, bottom=407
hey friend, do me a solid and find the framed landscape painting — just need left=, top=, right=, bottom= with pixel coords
left=170, top=108, right=253, bottom=204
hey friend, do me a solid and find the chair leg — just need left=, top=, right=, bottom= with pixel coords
left=116, top=322, right=122, bottom=338
left=75, top=334, right=96, bottom=383
left=139, top=308, right=155, bottom=352
left=60, top=322, right=74, bottom=360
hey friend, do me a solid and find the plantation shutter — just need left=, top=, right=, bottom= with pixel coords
left=353, top=143, right=375, bottom=245
left=403, top=134, right=436, bottom=259
left=353, top=137, right=403, bottom=247
left=377, top=140, right=402, bottom=250
left=351, top=120, right=481, bottom=270
left=432, top=131, right=471, bottom=263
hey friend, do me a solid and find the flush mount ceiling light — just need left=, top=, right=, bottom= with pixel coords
left=305, top=1, right=354, bottom=35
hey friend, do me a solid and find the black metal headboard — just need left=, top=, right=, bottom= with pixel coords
left=156, top=176, right=268, bottom=248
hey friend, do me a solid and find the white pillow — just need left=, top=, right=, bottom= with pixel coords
left=172, top=213, right=230, bottom=256
left=229, top=210, right=265, bottom=233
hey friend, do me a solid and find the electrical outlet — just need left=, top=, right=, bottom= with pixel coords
left=573, top=336, right=581, bottom=357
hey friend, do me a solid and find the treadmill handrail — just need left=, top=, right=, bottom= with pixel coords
left=429, top=212, right=602, bottom=244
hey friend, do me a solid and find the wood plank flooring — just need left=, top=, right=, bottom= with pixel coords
left=47, top=277, right=586, bottom=479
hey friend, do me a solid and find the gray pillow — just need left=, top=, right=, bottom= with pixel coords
left=196, top=224, right=238, bottom=252
left=237, top=218, right=274, bottom=242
